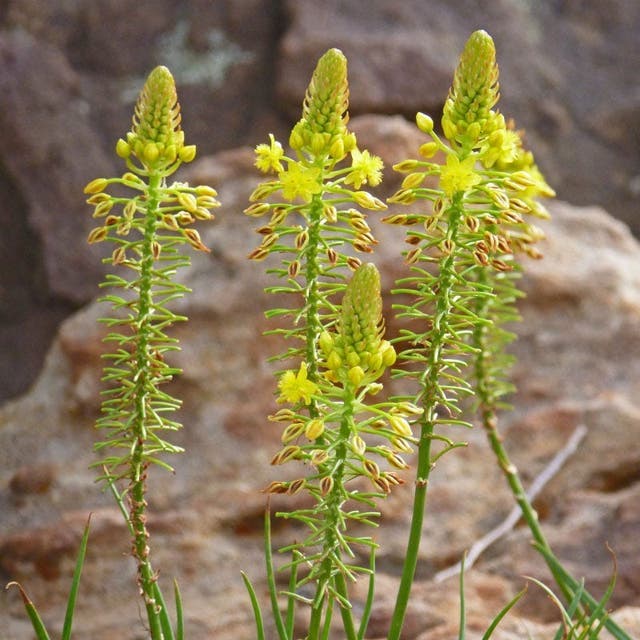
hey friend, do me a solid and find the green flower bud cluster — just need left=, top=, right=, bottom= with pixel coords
left=319, top=263, right=396, bottom=387
left=290, top=48, right=357, bottom=160
left=442, top=30, right=501, bottom=149
left=115, top=66, right=196, bottom=171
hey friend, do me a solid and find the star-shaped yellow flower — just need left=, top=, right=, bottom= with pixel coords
left=279, top=162, right=322, bottom=202
left=277, top=362, right=318, bottom=405
left=255, top=134, right=284, bottom=173
left=439, top=154, right=481, bottom=197
left=344, top=149, right=384, bottom=189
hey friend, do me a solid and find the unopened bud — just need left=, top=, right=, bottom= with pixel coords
left=389, top=415, right=412, bottom=438
left=416, top=112, right=434, bottom=134
left=418, top=142, right=439, bottom=158
left=244, top=202, right=271, bottom=217
left=393, top=159, right=420, bottom=173
left=305, top=418, right=325, bottom=440
left=179, top=145, right=197, bottom=163
left=352, top=191, right=386, bottom=210
left=116, top=139, right=131, bottom=158
left=84, top=178, right=108, bottom=194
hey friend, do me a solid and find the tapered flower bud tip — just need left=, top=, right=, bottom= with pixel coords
left=337, top=263, right=391, bottom=387
left=296, top=48, right=350, bottom=157
left=316, top=48, right=348, bottom=86
left=443, top=30, right=499, bottom=145
left=129, top=65, right=186, bottom=170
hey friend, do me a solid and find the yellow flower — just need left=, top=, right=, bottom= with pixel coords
left=277, top=362, right=318, bottom=404
left=439, top=154, right=481, bottom=196
left=255, top=134, right=284, bottom=173
left=345, top=149, right=384, bottom=189
left=279, top=162, right=323, bottom=202
left=481, top=123, right=521, bottom=169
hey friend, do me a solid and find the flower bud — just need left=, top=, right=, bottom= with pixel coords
left=84, top=178, right=108, bottom=194
left=305, top=418, right=325, bottom=440
left=416, top=112, right=434, bottom=134
left=115, top=139, right=131, bottom=158
left=179, top=145, right=197, bottom=162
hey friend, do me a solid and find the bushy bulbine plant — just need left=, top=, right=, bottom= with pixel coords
left=383, top=30, right=629, bottom=640
left=8, top=64, right=219, bottom=640
left=85, top=65, right=218, bottom=637
left=86, top=66, right=218, bottom=638
left=242, top=49, right=416, bottom=639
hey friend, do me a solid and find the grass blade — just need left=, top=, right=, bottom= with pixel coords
left=458, top=552, right=466, bottom=640
left=152, top=581, right=175, bottom=640
left=61, top=515, right=92, bottom=640
left=481, top=585, right=527, bottom=640
left=174, top=579, right=184, bottom=640
left=241, top=572, right=266, bottom=640
left=285, top=550, right=301, bottom=638
left=533, top=543, right=631, bottom=640
left=5, top=582, right=52, bottom=640
left=357, top=550, right=376, bottom=640
left=264, top=507, right=289, bottom=639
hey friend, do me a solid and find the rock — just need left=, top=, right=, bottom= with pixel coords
left=8, top=464, right=56, bottom=496
left=1, top=123, right=640, bottom=637
left=0, top=29, right=115, bottom=303
left=0, top=29, right=115, bottom=398
left=2, top=0, right=639, bottom=401
left=277, top=0, right=640, bottom=231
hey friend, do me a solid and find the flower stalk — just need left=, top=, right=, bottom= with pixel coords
left=85, top=65, right=218, bottom=635
left=384, top=30, right=553, bottom=638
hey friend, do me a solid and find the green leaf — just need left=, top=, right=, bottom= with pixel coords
left=174, top=580, right=184, bottom=640
left=61, top=515, right=92, bottom=640
left=481, top=585, right=527, bottom=640
left=5, top=582, right=52, bottom=640
left=241, top=572, right=266, bottom=640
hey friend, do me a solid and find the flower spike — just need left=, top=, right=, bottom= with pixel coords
left=442, top=30, right=500, bottom=148
left=290, top=48, right=356, bottom=159
left=117, top=66, right=195, bottom=170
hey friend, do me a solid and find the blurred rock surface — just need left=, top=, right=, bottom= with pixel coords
left=1, top=0, right=639, bottom=398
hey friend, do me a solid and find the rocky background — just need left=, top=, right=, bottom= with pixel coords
left=1, top=1, right=639, bottom=638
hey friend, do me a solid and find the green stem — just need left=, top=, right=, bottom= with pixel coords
left=471, top=268, right=573, bottom=605
left=480, top=408, right=582, bottom=607
left=129, top=170, right=163, bottom=638
left=304, top=195, right=324, bottom=421
left=308, top=384, right=357, bottom=640
left=388, top=198, right=464, bottom=640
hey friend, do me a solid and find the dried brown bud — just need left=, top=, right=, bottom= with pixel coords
left=347, top=256, right=362, bottom=271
